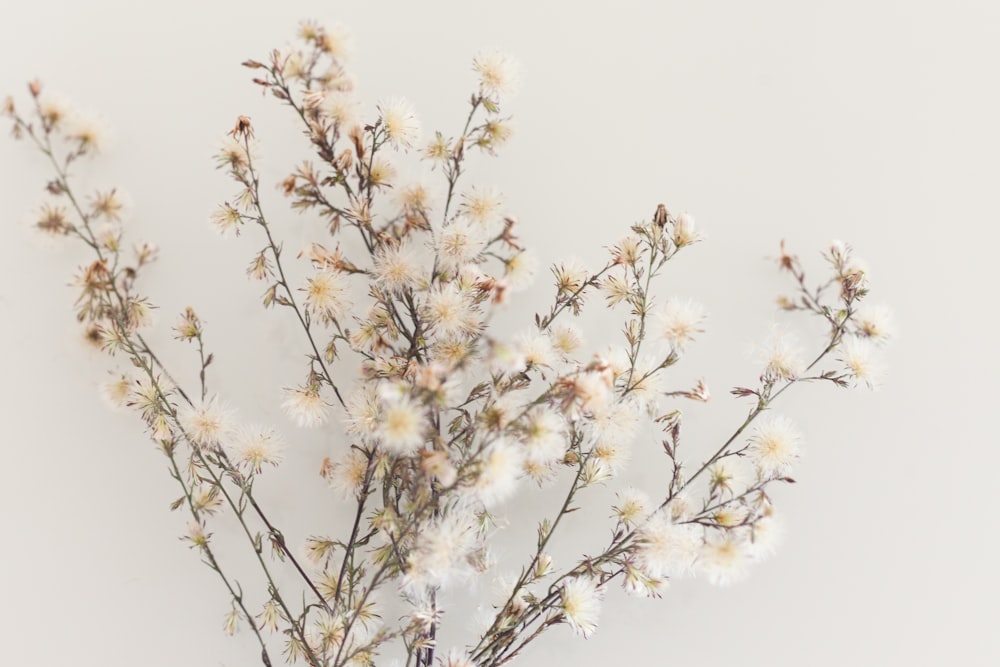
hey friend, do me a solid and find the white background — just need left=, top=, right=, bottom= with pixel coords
left=1, top=1, right=997, bottom=665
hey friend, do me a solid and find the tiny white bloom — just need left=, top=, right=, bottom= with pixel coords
left=460, top=186, right=504, bottom=227
left=404, top=510, right=480, bottom=591
left=853, top=304, right=895, bottom=343
left=515, top=330, right=556, bottom=369
left=559, top=577, right=603, bottom=638
left=473, top=437, right=522, bottom=506
left=66, top=112, right=109, bottom=153
left=376, top=396, right=426, bottom=456
left=434, top=217, right=486, bottom=272
left=472, top=51, right=520, bottom=99
left=441, top=649, right=476, bottom=667
left=759, top=325, right=806, bottom=381
left=521, top=406, right=567, bottom=465
left=549, top=322, right=584, bottom=358
left=613, top=487, right=652, bottom=525
left=635, top=510, right=701, bottom=578
left=377, top=97, right=421, bottom=150
left=698, top=531, right=751, bottom=586
left=672, top=212, right=700, bottom=247
left=179, top=396, right=234, bottom=448
left=838, top=334, right=886, bottom=389
left=748, top=413, right=801, bottom=477
left=424, top=284, right=479, bottom=337
left=653, top=297, right=706, bottom=350
left=373, top=243, right=422, bottom=293
left=326, top=448, right=370, bottom=500
left=100, top=373, right=132, bottom=411
left=282, top=386, right=330, bottom=428
left=230, top=425, right=285, bottom=473
left=505, top=250, right=537, bottom=291
left=303, top=269, right=351, bottom=324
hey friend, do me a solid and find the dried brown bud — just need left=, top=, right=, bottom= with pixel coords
left=228, top=115, right=254, bottom=141
left=654, top=203, right=669, bottom=228
left=776, top=240, right=796, bottom=272
left=242, top=59, right=265, bottom=69
left=28, top=80, right=42, bottom=98
left=335, top=148, right=354, bottom=172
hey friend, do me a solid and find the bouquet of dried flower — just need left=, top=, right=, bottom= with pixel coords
left=3, top=21, right=892, bottom=667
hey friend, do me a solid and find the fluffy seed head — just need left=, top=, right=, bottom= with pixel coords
left=179, top=397, right=234, bottom=448
left=559, top=577, right=603, bottom=638
left=748, top=413, right=801, bottom=477
left=282, top=386, right=330, bottom=428
left=472, top=51, right=520, bottom=99
left=654, top=298, right=706, bottom=350
left=231, top=425, right=285, bottom=473
left=377, top=97, right=421, bottom=150
left=838, top=334, right=886, bottom=389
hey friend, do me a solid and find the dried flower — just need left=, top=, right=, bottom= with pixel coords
left=559, top=577, right=603, bottom=638
left=748, top=413, right=801, bottom=477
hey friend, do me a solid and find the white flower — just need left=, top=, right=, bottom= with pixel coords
left=559, top=577, right=603, bottom=638
left=521, top=407, right=567, bottom=465
left=326, top=448, right=370, bottom=500
left=853, top=304, right=895, bottom=343
left=38, top=94, right=70, bottom=128
left=698, top=531, right=751, bottom=586
left=460, top=186, right=504, bottom=227
left=373, top=243, right=422, bottom=293
left=424, top=284, right=478, bottom=337
left=320, top=92, right=361, bottom=128
left=404, top=510, right=480, bottom=591
left=303, top=269, right=350, bottom=324
left=223, top=608, right=241, bottom=636
left=441, top=649, right=476, bottom=667
left=368, top=156, right=396, bottom=186
left=838, top=334, right=886, bottom=389
left=748, top=413, right=801, bottom=477
left=759, top=325, right=806, bottom=381
left=590, top=401, right=640, bottom=448
left=505, top=250, right=537, bottom=291
left=210, top=204, right=242, bottom=237
left=653, top=297, right=706, bottom=350
left=100, top=373, right=131, bottom=411
left=472, top=51, right=520, bottom=99
left=600, top=273, right=632, bottom=306
left=344, top=385, right=381, bottom=439
left=179, top=397, right=234, bottom=448
left=672, top=212, right=699, bottom=247
left=590, top=440, right=631, bottom=479
left=611, top=234, right=643, bottom=265
left=315, top=22, right=352, bottom=60
left=625, top=355, right=667, bottom=410
left=282, top=386, right=330, bottom=427
left=66, top=113, right=109, bottom=152
left=553, top=258, right=589, bottom=295
left=515, top=330, right=556, bottom=368
left=613, top=487, right=651, bottom=525
left=377, top=97, right=421, bottom=150
left=473, top=437, right=522, bottom=506
left=635, top=511, right=701, bottom=578
left=489, top=341, right=527, bottom=376
left=376, top=396, right=426, bottom=456
left=434, top=217, right=485, bottom=272
left=230, top=425, right=285, bottom=473
left=749, top=515, right=782, bottom=561
left=549, top=322, right=584, bottom=358
left=708, top=457, right=750, bottom=496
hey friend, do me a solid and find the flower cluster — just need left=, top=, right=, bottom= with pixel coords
left=4, top=20, right=892, bottom=667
